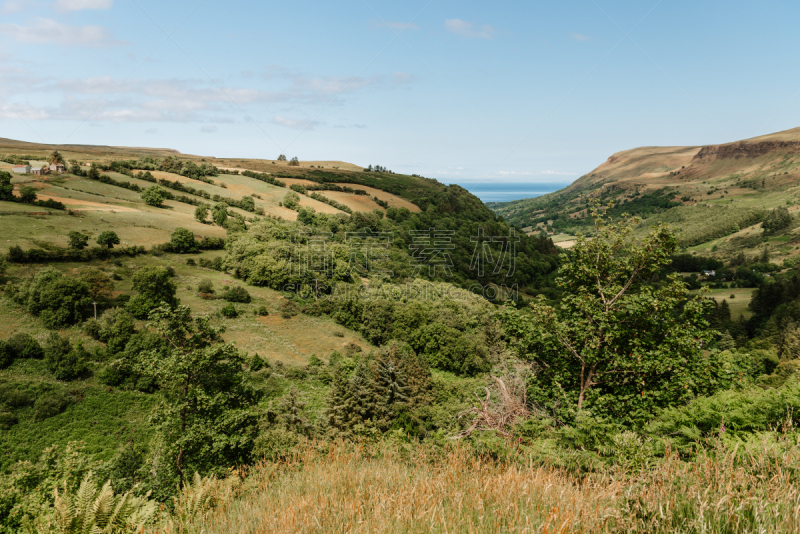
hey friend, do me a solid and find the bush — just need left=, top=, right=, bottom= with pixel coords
left=197, top=278, right=214, bottom=294
left=254, top=306, right=269, bottom=316
left=170, top=227, right=198, bottom=254
left=141, top=185, right=168, bottom=207
left=283, top=191, right=301, bottom=211
left=22, top=267, right=92, bottom=328
left=68, top=231, right=89, bottom=250
left=222, top=285, right=251, bottom=303
left=220, top=303, right=239, bottom=318
left=6, top=333, right=44, bottom=360
left=32, top=389, right=74, bottom=421
left=44, top=333, right=90, bottom=381
left=281, top=300, right=298, bottom=319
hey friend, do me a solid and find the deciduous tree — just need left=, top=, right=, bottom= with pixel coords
left=97, top=231, right=120, bottom=249
left=501, top=206, right=718, bottom=426
left=138, top=306, right=257, bottom=482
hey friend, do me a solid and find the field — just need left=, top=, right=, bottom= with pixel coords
left=1, top=160, right=418, bottom=250
left=165, top=440, right=800, bottom=534
left=4, top=256, right=372, bottom=366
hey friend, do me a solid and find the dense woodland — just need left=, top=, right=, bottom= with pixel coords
left=3, top=159, right=800, bottom=531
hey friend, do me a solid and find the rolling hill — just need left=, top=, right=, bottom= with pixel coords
left=490, top=126, right=800, bottom=260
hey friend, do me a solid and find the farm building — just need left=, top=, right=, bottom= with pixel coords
left=30, top=167, right=49, bottom=176
left=12, top=165, right=31, bottom=174
left=49, top=163, right=65, bottom=172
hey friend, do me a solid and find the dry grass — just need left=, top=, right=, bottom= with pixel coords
left=153, top=437, right=800, bottom=533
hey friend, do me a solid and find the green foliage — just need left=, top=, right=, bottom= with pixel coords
left=94, top=308, right=137, bottom=354
left=0, top=171, right=13, bottom=201
left=762, top=206, right=793, bottom=235
left=19, top=267, right=92, bottom=328
left=502, top=207, right=718, bottom=426
left=98, top=332, right=165, bottom=392
left=137, top=306, right=258, bottom=482
left=79, top=267, right=114, bottom=302
left=197, top=279, right=213, bottom=294
left=194, top=205, right=209, bottom=223
left=126, top=266, right=179, bottom=319
left=44, top=333, right=90, bottom=381
left=221, top=285, right=251, bottom=303
left=33, top=389, right=75, bottom=421
left=0, top=443, right=98, bottom=532
left=219, top=303, right=238, bottom=318
left=282, top=190, right=300, bottom=211
left=254, top=388, right=312, bottom=460
left=140, top=185, right=168, bottom=207
left=41, top=472, right=158, bottom=534
left=96, top=231, right=120, bottom=249
left=67, top=232, right=89, bottom=250
left=170, top=228, right=198, bottom=254
left=211, top=203, right=227, bottom=226
left=18, top=185, right=37, bottom=203
left=649, top=378, right=800, bottom=452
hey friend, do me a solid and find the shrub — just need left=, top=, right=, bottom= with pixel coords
left=44, top=333, right=90, bottom=380
left=141, top=185, right=168, bottom=207
left=222, top=285, right=251, bottom=303
left=67, top=231, right=89, bottom=250
left=186, top=258, right=196, bottom=266
left=197, top=279, right=214, bottom=294
left=254, top=306, right=269, bottom=316
left=220, top=303, right=239, bottom=318
left=281, top=300, right=298, bottom=319
left=32, top=389, right=74, bottom=421
left=171, top=227, right=199, bottom=254
left=283, top=191, right=301, bottom=211
left=23, top=267, right=92, bottom=328
left=6, top=333, right=44, bottom=360
left=0, top=410, right=17, bottom=430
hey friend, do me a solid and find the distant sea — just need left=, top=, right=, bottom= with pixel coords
left=449, top=181, right=571, bottom=203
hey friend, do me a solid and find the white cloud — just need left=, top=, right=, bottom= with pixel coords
left=444, top=19, right=495, bottom=39
left=54, top=0, right=112, bottom=12
left=571, top=33, right=590, bottom=41
left=1, top=1, right=29, bottom=14
left=200, top=125, right=217, bottom=133
left=144, top=128, right=157, bottom=134
left=272, top=115, right=321, bottom=130
left=0, top=18, right=125, bottom=47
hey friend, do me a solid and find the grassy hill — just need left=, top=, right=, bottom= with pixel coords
left=490, top=126, right=800, bottom=263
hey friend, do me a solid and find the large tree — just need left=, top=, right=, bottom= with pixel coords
left=138, top=306, right=257, bottom=482
left=48, top=150, right=64, bottom=165
left=97, top=231, right=120, bottom=249
left=501, top=206, right=719, bottom=426
left=126, top=266, right=178, bottom=319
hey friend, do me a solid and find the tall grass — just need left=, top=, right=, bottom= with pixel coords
left=155, top=435, right=800, bottom=533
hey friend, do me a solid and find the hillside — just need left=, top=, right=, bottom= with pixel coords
left=490, top=126, right=800, bottom=261
left=5, top=136, right=800, bottom=533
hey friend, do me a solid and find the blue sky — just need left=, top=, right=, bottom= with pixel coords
left=1, top=0, right=799, bottom=187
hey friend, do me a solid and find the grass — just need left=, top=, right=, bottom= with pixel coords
left=0, top=358, right=156, bottom=470
left=159, top=438, right=800, bottom=533
left=2, top=255, right=372, bottom=366
left=691, top=287, right=754, bottom=319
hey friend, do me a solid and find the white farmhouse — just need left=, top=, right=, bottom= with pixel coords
left=12, top=165, right=31, bottom=174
